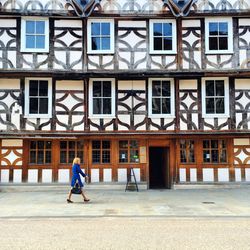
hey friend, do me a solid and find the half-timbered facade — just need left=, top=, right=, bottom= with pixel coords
left=1, top=0, right=250, bottom=187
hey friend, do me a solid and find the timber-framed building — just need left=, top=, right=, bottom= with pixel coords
left=0, top=0, right=250, bottom=188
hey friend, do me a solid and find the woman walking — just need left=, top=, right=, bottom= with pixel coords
left=67, top=157, right=90, bottom=203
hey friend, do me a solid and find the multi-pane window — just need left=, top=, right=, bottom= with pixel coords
left=119, top=140, right=139, bottom=163
left=149, top=79, right=175, bottom=117
left=21, top=18, right=49, bottom=52
left=25, top=78, right=52, bottom=118
left=202, top=78, right=229, bottom=118
left=205, top=18, right=233, bottom=54
left=60, top=141, right=84, bottom=164
left=92, top=140, right=111, bottom=164
left=89, top=79, right=115, bottom=117
left=150, top=20, right=176, bottom=54
left=29, top=141, right=52, bottom=164
left=88, top=19, right=114, bottom=53
left=180, top=140, right=195, bottom=163
left=203, top=140, right=227, bottom=163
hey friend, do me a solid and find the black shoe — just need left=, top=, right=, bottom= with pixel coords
left=67, top=199, right=73, bottom=203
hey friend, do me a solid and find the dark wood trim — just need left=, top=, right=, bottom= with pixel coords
left=229, top=77, right=236, bottom=130
left=22, top=140, right=29, bottom=182
left=175, top=78, right=180, bottom=131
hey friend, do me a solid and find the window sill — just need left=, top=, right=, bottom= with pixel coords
left=202, top=114, right=229, bottom=119
left=24, top=115, right=52, bottom=119
left=149, top=51, right=177, bottom=55
left=89, top=115, right=115, bottom=119
left=205, top=51, right=233, bottom=55
left=148, top=115, right=176, bottom=119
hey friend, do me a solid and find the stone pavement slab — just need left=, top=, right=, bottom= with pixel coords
left=0, top=184, right=250, bottom=218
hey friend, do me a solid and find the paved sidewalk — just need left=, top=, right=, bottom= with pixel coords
left=0, top=184, right=250, bottom=218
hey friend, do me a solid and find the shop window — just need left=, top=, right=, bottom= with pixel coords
left=92, top=140, right=111, bottom=164
left=29, top=141, right=52, bottom=164
left=203, top=139, right=227, bottom=163
left=119, top=140, right=139, bottom=163
left=180, top=140, right=195, bottom=163
left=60, top=141, right=84, bottom=164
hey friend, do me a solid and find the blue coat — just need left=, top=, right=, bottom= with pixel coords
left=71, top=163, right=87, bottom=188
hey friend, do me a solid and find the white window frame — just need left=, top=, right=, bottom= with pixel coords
left=21, top=17, right=49, bottom=53
left=148, top=78, right=175, bottom=118
left=24, top=78, right=52, bottom=118
left=89, top=78, right=116, bottom=118
left=149, top=19, right=177, bottom=54
left=205, top=17, right=233, bottom=54
left=202, top=77, right=229, bottom=118
left=87, top=19, right=114, bottom=54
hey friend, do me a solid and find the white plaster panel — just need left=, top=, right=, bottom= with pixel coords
left=202, top=168, right=214, bottom=182
left=55, top=20, right=82, bottom=28
left=2, top=139, right=23, bottom=147
left=179, top=168, right=186, bottom=182
left=239, top=50, right=247, bottom=68
left=118, top=21, right=146, bottom=28
left=42, top=169, right=53, bottom=183
left=245, top=168, right=250, bottom=182
left=102, top=56, right=114, bottom=69
left=71, top=52, right=83, bottom=70
left=56, top=115, right=69, bottom=131
left=1, top=149, right=22, bottom=166
left=55, top=32, right=82, bottom=48
left=56, top=81, right=83, bottom=91
left=118, top=115, right=130, bottom=130
left=13, top=169, right=22, bottom=183
left=118, top=95, right=132, bottom=111
left=0, top=19, right=16, bottom=27
left=134, top=53, right=147, bottom=69
left=1, top=170, right=9, bottom=183
left=234, top=138, right=250, bottom=146
left=103, top=169, right=112, bottom=182
left=28, top=169, right=38, bottom=183
left=118, top=81, right=133, bottom=90
left=179, top=80, right=197, bottom=90
left=91, top=169, right=100, bottom=183
left=234, top=149, right=249, bottom=165
left=80, top=169, right=86, bottom=184
left=182, top=20, right=200, bottom=27
left=58, top=169, right=70, bottom=183
left=239, top=19, right=250, bottom=26
left=218, top=168, right=229, bottom=182
left=190, top=168, right=197, bottom=182
left=0, top=79, right=20, bottom=89
left=134, top=115, right=146, bottom=130
left=72, top=116, right=84, bottom=131
left=235, top=79, right=250, bottom=89
left=54, top=52, right=66, bottom=69
left=118, top=168, right=127, bottom=182
left=183, top=33, right=198, bottom=47
left=119, top=31, right=145, bottom=49
left=56, top=94, right=80, bottom=111
left=235, top=168, right=242, bottom=182
left=164, top=119, right=175, bottom=130
left=118, top=59, right=129, bottom=70
left=131, top=168, right=141, bottom=182
left=1, top=31, right=15, bottom=45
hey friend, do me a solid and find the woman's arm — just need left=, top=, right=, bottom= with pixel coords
left=77, top=164, right=87, bottom=178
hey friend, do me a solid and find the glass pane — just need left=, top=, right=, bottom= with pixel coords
left=152, top=81, right=161, bottom=96
left=203, top=150, right=210, bottom=162
left=221, top=140, right=226, bottom=149
left=36, top=35, right=45, bottom=49
left=77, top=141, right=84, bottom=149
left=130, top=140, right=138, bottom=148
left=211, top=140, right=218, bottom=148
left=36, top=21, right=45, bottom=34
left=92, top=141, right=101, bottom=149
left=102, top=38, right=110, bottom=50
left=38, top=141, right=44, bottom=149
left=77, top=151, right=84, bottom=163
left=93, top=98, right=101, bottom=114
left=152, top=98, right=161, bottom=114
left=163, top=23, right=172, bottom=36
left=39, top=81, right=48, bottom=96
left=220, top=150, right=227, bottom=162
left=30, top=151, right=36, bottom=163
left=30, top=141, right=36, bottom=149
left=162, top=98, right=171, bottom=114
left=103, top=98, right=111, bottom=114
left=102, top=141, right=110, bottom=149
left=215, top=98, right=225, bottom=113
left=153, top=23, right=162, bottom=36
left=130, top=150, right=139, bottom=163
left=93, top=82, right=102, bottom=97
left=92, top=37, right=101, bottom=50
left=219, top=37, right=228, bottom=50
left=37, top=151, right=44, bottom=164
left=180, top=150, right=187, bottom=163
left=101, top=22, right=110, bottom=36
left=203, top=140, right=210, bottom=148
left=26, top=35, right=35, bottom=48
left=219, top=22, right=228, bottom=35
left=26, top=21, right=35, bottom=34
left=69, top=151, right=75, bottom=163
left=39, top=98, right=48, bottom=114
left=211, top=150, right=219, bottom=162
left=103, top=81, right=111, bottom=97
left=45, top=141, right=51, bottom=149
left=119, top=140, right=128, bottom=148
left=60, top=151, right=67, bottom=163
left=91, top=23, right=100, bottom=35
left=162, top=81, right=170, bottom=97
left=92, top=150, right=100, bottom=163
left=60, top=141, right=67, bottom=149
left=215, top=81, right=224, bottom=96
left=30, top=98, right=38, bottom=114
left=68, top=141, right=75, bottom=149
left=102, top=150, right=110, bottom=163
left=209, top=37, right=218, bottom=50
left=209, top=22, right=218, bottom=36
left=154, top=37, right=162, bottom=50
left=119, top=150, right=128, bottom=163
left=188, top=151, right=195, bottom=163
left=163, top=38, right=172, bottom=50
left=206, top=81, right=214, bottom=96
left=45, top=151, right=51, bottom=164
left=29, top=80, right=38, bottom=96
left=206, top=98, right=215, bottom=114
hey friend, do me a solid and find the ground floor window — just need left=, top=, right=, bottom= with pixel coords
left=180, top=140, right=195, bottom=163
left=60, top=141, right=84, bottom=164
left=92, top=140, right=111, bottom=164
left=203, top=139, right=227, bottom=163
left=29, top=141, right=52, bottom=164
left=119, top=140, right=139, bottom=163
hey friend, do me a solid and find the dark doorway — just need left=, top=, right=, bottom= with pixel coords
left=149, top=147, right=170, bottom=189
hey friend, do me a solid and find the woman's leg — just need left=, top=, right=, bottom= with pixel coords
left=67, top=190, right=73, bottom=203
left=81, top=190, right=90, bottom=201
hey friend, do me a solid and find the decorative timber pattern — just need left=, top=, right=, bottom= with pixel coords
left=239, top=19, right=250, bottom=69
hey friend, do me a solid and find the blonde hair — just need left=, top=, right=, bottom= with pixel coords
left=73, top=157, right=81, bottom=165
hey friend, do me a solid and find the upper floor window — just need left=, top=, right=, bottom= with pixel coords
left=21, top=18, right=49, bottom=53
left=149, top=20, right=177, bottom=54
left=205, top=18, right=233, bottom=54
left=87, top=19, right=114, bottom=54
left=148, top=78, right=175, bottom=118
left=202, top=78, right=229, bottom=118
left=89, top=78, right=115, bottom=118
left=24, top=78, right=52, bottom=118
